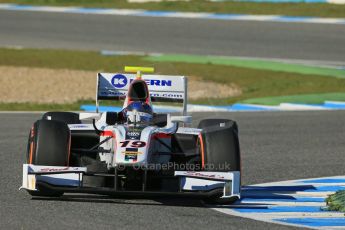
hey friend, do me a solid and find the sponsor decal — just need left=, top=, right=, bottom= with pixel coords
left=123, top=151, right=142, bottom=155
left=39, top=167, right=78, bottom=172
left=127, top=131, right=140, bottom=137
left=120, top=140, right=146, bottom=148
left=101, top=91, right=182, bottom=99
left=111, top=74, right=127, bottom=88
left=126, top=131, right=141, bottom=140
left=184, top=172, right=225, bottom=179
left=123, top=147, right=140, bottom=161
left=130, top=79, right=172, bottom=87
left=69, top=125, right=90, bottom=128
left=128, top=128, right=143, bottom=132
left=100, top=91, right=126, bottom=97
left=110, top=74, right=172, bottom=89
left=125, top=154, right=137, bottom=161
left=150, top=93, right=183, bottom=98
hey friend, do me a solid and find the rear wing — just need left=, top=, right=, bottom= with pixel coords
left=96, top=73, right=188, bottom=114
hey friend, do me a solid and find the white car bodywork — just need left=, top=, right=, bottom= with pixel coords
left=21, top=71, right=241, bottom=201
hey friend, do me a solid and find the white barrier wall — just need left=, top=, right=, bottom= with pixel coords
left=328, top=0, right=345, bottom=3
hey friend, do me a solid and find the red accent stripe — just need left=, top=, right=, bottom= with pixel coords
left=153, top=133, right=171, bottom=139
left=101, top=131, right=115, bottom=137
left=29, top=126, right=34, bottom=164
left=198, top=134, right=205, bottom=169
left=29, top=142, right=34, bottom=164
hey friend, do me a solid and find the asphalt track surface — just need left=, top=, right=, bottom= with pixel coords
left=1, top=10, right=345, bottom=63
left=1, top=111, right=345, bottom=230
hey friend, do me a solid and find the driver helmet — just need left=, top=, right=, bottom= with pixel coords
left=124, top=101, right=153, bottom=124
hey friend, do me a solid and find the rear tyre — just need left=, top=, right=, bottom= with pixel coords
left=27, top=119, right=71, bottom=197
left=42, top=111, right=81, bottom=124
left=198, top=119, right=241, bottom=204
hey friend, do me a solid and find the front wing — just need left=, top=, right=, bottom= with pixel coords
left=21, top=164, right=240, bottom=200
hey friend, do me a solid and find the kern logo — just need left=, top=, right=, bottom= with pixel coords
left=111, top=74, right=128, bottom=88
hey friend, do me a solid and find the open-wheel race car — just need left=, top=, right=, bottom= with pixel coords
left=21, top=66, right=241, bottom=203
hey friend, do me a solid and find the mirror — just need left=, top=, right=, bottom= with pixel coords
left=170, top=116, right=192, bottom=124
left=79, top=112, right=101, bottom=121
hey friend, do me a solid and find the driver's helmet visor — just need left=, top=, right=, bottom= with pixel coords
left=126, top=110, right=152, bottom=124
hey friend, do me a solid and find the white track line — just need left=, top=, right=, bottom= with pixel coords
left=210, top=175, right=345, bottom=229
left=0, top=4, right=345, bottom=25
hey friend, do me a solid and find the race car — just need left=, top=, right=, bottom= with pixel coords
left=21, top=66, right=241, bottom=203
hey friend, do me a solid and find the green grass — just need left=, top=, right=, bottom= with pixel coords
left=0, top=48, right=148, bottom=72
left=0, top=101, right=84, bottom=111
left=326, top=190, right=345, bottom=212
left=146, top=54, right=345, bottom=78
left=0, top=100, right=123, bottom=111
left=1, top=47, right=345, bottom=110
left=1, top=0, right=345, bottom=18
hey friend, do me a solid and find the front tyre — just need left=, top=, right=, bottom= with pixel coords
left=198, top=119, right=241, bottom=204
left=42, top=111, right=81, bottom=124
left=198, top=119, right=241, bottom=172
left=26, top=119, right=71, bottom=197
